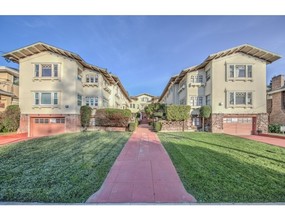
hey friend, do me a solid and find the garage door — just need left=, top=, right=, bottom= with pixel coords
left=30, top=117, right=65, bottom=137
left=223, top=117, right=253, bottom=135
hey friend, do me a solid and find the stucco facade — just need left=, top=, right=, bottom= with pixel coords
left=0, top=66, right=19, bottom=112
left=159, top=44, right=281, bottom=134
left=129, top=93, right=159, bottom=113
left=3, top=42, right=131, bottom=136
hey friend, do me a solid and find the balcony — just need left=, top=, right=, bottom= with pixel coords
left=189, top=82, right=205, bottom=87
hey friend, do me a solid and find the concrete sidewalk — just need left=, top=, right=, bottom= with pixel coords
left=86, top=124, right=196, bottom=203
left=0, top=133, right=29, bottom=146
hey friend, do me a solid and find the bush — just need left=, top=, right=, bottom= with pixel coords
left=80, top=106, right=92, bottom=131
left=268, top=124, right=281, bottom=133
left=153, top=121, right=162, bottom=132
left=153, top=112, right=164, bottom=118
left=0, top=105, right=20, bottom=132
left=166, top=105, right=191, bottom=121
left=134, top=118, right=139, bottom=127
left=128, top=122, right=136, bottom=132
left=95, top=108, right=132, bottom=127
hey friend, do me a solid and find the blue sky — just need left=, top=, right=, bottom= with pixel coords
left=1, top=16, right=285, bottom=96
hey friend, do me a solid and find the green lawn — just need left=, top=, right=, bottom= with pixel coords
left=0, top=131, right=130, bottom=203
left=158, top=132, right=285, bottom=203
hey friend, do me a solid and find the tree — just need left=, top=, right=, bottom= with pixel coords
left=80, top=106, right=92, bottom=131
left=199, top=105, right=211, bottom=131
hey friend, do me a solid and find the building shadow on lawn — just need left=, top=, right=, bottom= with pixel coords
left=162, top=132, right=285, bottom=166
left=163, top=141, right=285, bottom=203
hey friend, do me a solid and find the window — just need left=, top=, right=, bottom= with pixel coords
left=35, top=64, right=40, bottom=77
left=53, top=64, right=58, bottom=77
left=54, top=93, right=58, bottom=105
left=86, top=97, right=98, bottom=107
left=90, top=76, right=94, bottom=83
left=86, top=74, right=99, bottom=84
left=103, top=99, right=109, bottom=107
left=95, top=75, right=99, bottom=83
left=34, top=92, right=59, bottom=106
left=206, top=95, right=211, bottom=106
left=228, top=64, right=253, bottom=79
left=190, top=75, right=203, bottom=83
left=190, top=96, right=203, bottom=106
left=86, top=75, right=90, bottom=83
left=34, top=63, right=60, bottom=78
left=41, top=93, right=52, bottom=105
left=42, top=64, right=52, bottom=77
left=35, top=93, right=39, bottom=105
left=77, top=94, right=82, bottom=106
left=228, top=91, right=253, bottom=107
left=206, top=69, right=211, bottom=81
left=180, top=98, right=186, bottom=105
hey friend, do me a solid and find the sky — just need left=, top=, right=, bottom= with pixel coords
left=1, top=16, right=285, bottom=96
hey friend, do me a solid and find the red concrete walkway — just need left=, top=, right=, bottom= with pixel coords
left=86, top=125, right=196, bottom=203
left=239, top=135, right=285, bottom=148
left=0, top=133, right=29, bottom=146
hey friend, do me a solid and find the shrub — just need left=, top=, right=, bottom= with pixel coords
left=153, top=121, right=162, bottom=132
left=95, top=108, right=132, bottom=127
left=153, top=112, right=164, bottom=118
left=80, top=106, right=92, bottom=131
left=0, top=105, right=20, bottom=132
left=134, top=118, right=139, bottom=127
left=166, top=105, right=191, bottom=121
left=268, top=124, right=281, bottom=133
left=144, top=103, right=166, bottom=117
left=200, top=105, right=212, bottom=131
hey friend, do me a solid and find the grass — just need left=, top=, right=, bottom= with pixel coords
left=158, top=132, right=285, bottom=203
left=0, top=131, right=131, bottom=203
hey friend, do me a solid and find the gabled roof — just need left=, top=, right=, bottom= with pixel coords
left=0, top=66, right=19, bottom=77
left=3, top=42, right=131, bottom=101
left=130, top=93, right=157, bottom=100
left=159, top=44, right=282, bottom=102
left=3, top=42, right=117, bottom=84
left=158, top=75, right=178, bottom=102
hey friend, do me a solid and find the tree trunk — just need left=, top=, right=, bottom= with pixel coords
left=202, top=117, right=205, bottom=131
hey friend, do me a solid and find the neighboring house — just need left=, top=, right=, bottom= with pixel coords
left=0, top=66, right=19, bottom=111
left=267, top=74, right=285, bottom=125
left=129, top=93, right=159, bottom=113
left=159, top=44, right=281, bottom=135
left=3, top=42, right=131, bottom=137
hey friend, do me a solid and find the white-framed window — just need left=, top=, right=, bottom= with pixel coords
left=206, top=69, right=211, bottom=81
left=227, top=64, right=253, bottom=80
left=190, top=75, right=204, bottom=83
left=34, top=63, right=60, bottom=78
left=190, top=96, right=203, bottom=106
left=34, top=92, right=59, bottom=106
left=86, top=74, right=99, bottom=83
left=77, top=94, right=82, bottom=106
left=86, top=96, right=99, bottom=107
left=228, top=91, right=253, bottom=107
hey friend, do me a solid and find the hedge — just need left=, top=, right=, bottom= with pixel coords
left=95, top=108, right=132, bottom=127
left=80, top=106, right=92, bottom=131
left=166, top=105, right=191, bottom=121
left=268, top=124, right=281, bottom=133
left=0, top=105, right=20, bottom=132
left=128, top=118, right=139, bottom=132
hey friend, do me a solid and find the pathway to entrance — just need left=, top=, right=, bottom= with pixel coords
left=0, top=133, right=29, bottom=146
left=86, top=124, right=196, bottom=203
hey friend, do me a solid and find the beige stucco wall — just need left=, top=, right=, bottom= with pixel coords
left=129, top=94, right=154, bottom=113
left=19, top=52, right=79, bottom=114
left=211, top=53, right=267, bottom=114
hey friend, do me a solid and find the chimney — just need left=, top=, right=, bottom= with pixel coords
left=272, top=75, right=285, bottom=91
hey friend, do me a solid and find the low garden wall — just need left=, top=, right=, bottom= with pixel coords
left=160, top=119, right=194, bottom=132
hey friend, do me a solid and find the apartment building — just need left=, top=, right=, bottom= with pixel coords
left=267, top=74, right=285, bottom=125
left=3, top=42, right=130, bottom=137
left=0, top=66, right=19, bottom=111
left=129, top=93, right=159, bottom=113
left=159, top=44, right=281, bottom=135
